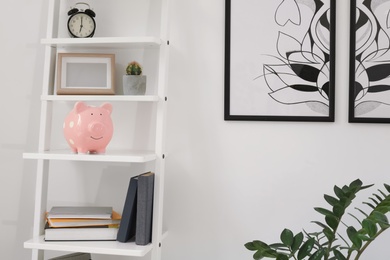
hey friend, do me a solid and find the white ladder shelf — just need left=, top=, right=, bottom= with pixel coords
left=23, top=0, right=170, bottom=259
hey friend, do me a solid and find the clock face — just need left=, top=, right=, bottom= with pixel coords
left=67, top=13, right=95, bottom=38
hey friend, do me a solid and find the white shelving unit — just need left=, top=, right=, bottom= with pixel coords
left=25, top=236, right=153, bottom=257
left=23, top=0, right=169, bottom=259
left=41, top=37, right=162, bottom=48
left=41, top=95, right=160, bottom=102
left=23, top=149, right=157, bottom=163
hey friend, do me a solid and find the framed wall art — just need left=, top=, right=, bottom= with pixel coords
left=225, top=0, right=336, bottom=121
left=349, top=0, right=390, bottom=123
left=56, top=53, right=115, bottom=95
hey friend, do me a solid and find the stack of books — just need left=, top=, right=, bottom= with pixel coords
left=44, top=206, right=121, bottom=241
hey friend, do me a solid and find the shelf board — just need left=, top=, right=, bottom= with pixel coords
left=41, top=37, right=162, bottom=48
left=41, top=95, right=160, bottom=102
left=24, top=235, right=152, bottom=257
left=23, top=149, right=156, bottom=163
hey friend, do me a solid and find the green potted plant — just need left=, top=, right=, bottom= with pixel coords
left=245, top=179, right=390, bottom=260
left=123, top=61, right=146, bottom=95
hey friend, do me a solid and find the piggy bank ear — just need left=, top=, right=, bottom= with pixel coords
left=74, top=101, right=88, bottom=113
left=101, top=103, right=113, bottom=114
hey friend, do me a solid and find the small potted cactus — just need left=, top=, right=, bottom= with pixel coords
left=123, top=61, right=146, bottom=95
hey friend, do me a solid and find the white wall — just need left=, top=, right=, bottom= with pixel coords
left=1, top=0, right=390, bottom=259
left=164, top=0, right=390, bottom=259
left=0, top=0, right=47, bottom=259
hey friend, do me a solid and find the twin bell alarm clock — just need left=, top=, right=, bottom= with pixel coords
left=67, top=2, right=96, bottom=38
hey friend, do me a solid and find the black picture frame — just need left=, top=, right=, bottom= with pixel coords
left=349, top=0, right=390, bottom=123
left=225, top=0, right=336, bottom=122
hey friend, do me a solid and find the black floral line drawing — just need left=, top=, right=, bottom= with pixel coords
left=352, top=0, right=390, bottom=117
left=259, top=0, right=333, bottom=116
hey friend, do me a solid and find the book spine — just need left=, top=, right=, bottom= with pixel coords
left=116, top=177, right=138, bottom=242
left=44, top=226, right=118, bottom=241
left=135, top=172, right=155, bottom=245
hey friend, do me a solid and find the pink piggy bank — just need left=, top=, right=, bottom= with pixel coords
left=63, top=102, right=114, bottom=154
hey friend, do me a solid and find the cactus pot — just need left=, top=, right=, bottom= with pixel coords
left=123, top=75, right=146, bottom=95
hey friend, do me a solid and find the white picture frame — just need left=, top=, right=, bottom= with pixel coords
left=56, top=53, right=115, bottom=95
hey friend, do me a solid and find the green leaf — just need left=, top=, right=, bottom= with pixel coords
left=325, top=215, right=339, bottom=230
left=362, top=218, right=378, bottom=237
left=354, top=207, right=369, bottom=218
left=333, top=249, right=347, bottom=260
left=252, top=248, right=279, bottom=260
left=371, top=211, right=389, bottom=228
left=245, top=242, right=257, bottom=251
left=245, top=240, right=269, bottom=251
left=276, top=254, right=289, bottom=260
left=375, top=206, right=390, bottom=215
left=378, top=189, right=387, bottom=198
left=262, top=249, right=280, bottom=258
left=339, top=197, right=352, bottom=208
left=384, top=183, right=390, bottom=193
left=297, top=237, right=315, bottom=260
left=361, top=184, right=374, bottom=190
left=341, top=185, right=350, bottom=193
left=315, top=207, right=335, bottom=217
left=333, top=204, right=345, bottom=218
left=312, top=221, right=328, bottom=229
left=253, top=250, right=264, bottom=260
left=280, top=229, right=294, bottom=247
left=334, top=186, right=346, bottom=199
left=291, top=232, right=304, bottom=252
left=349, top=179, right=363, bottom=190
left=357, top=233, right=372, bottom=241
left=347, top=226, right=362, bottom=249
left=348, top=213, right=362, bottom=225
left=308, top=249, right=325, bottom=260
left=324, top=194, right=339, bottom=206
left=338, top=233, right=351, bottom=248
left=380, top=201, right=390, bottom=207
left=269, top=243, right=288, bottom=250
left=323, top=226, right=335, bottom=241
left=363, top=202, right=376, bottom=210
left=373, top=193, right=384, bottom=202
left=369, top=197, right=380, bottom=206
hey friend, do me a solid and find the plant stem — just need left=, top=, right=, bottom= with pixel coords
left=288, top=247, right=298, bottom=260
left=324, top=223, right=340, bottom=260
left=355, top=227, right=388, bottom=260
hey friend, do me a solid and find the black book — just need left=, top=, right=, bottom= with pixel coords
left=116, top=176, right=138, bottom=242
left=135, top=172, right=155, bottom=245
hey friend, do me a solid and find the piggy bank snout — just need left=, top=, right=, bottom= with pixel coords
left=88, top=122, right=106, bottom=136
